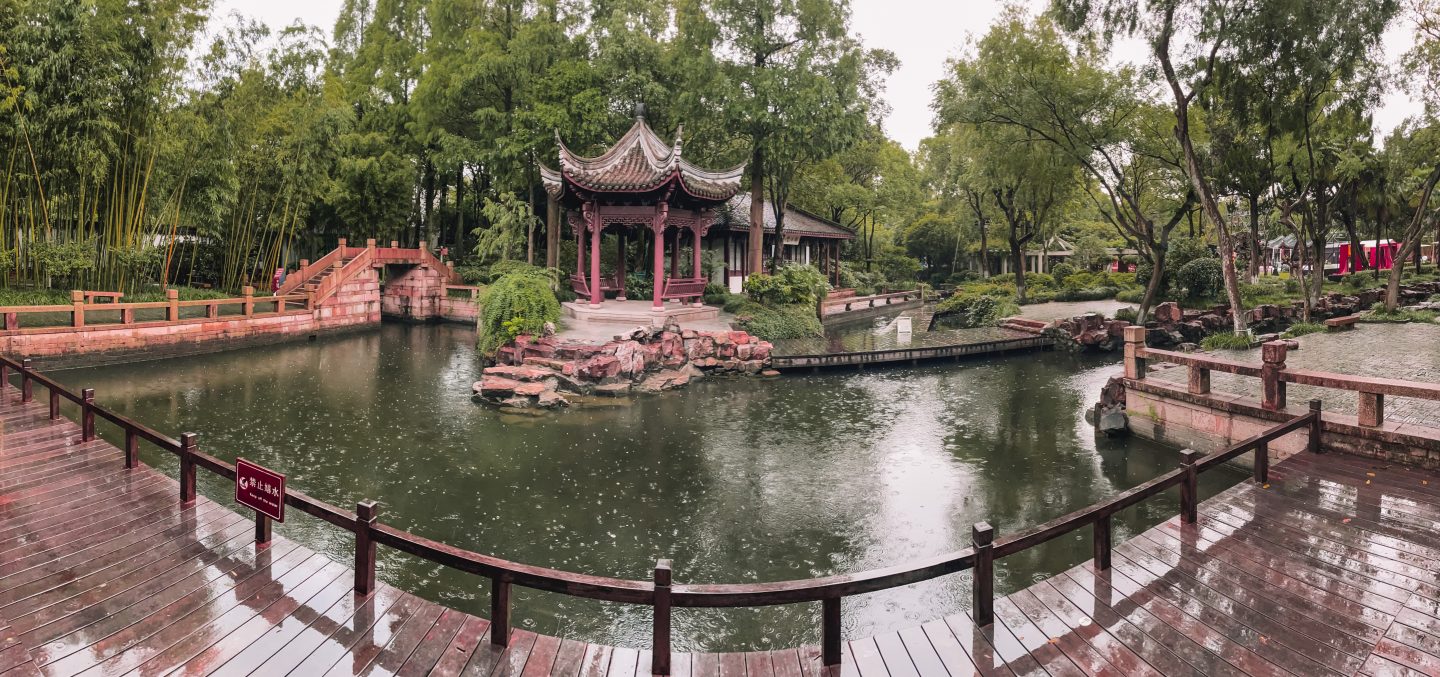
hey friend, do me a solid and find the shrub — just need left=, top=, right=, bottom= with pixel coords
left=743, top=264, right=828, bottom=306
left=947, top=270, right=979, bottom=285
left=1115, top=287, right=1146, bottom=303
left=477, top=272, right=561, bottom=355
left=31, top=238, right=97, bottom=286
left=1282, top=322, right=1326, bottom=338
left=989, top=272, right=1016, bottom=285
left=454, top=265, right=488, bottom=285
left=625, top=273, right=652, bottom=300
left=1114, top=307, right=1139, bottom=323
left=1176, top=258, right=1224, bottom=298
left=1025, top=272, right=1056, bottom=289
left=734, top=303, right=823, bottom=339
left=877, top=252, right=922, bottom=285
left=721, top=293, right=750, bottom=314
left=1201, top=332, right=1253, bottom=350
left=934, top=294, right=1019, bottom=328
left=1050, top=262, right=1077, bottom=284
left=839, top=263, right=886, bottom=296
left=702, top=283, right=730, bottom=305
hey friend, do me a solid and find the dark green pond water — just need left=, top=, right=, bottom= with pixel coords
left=56, top=322, right=1242, bottom=651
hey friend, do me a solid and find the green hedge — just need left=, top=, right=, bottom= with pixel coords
left=733, top=302, right=823, bottom=339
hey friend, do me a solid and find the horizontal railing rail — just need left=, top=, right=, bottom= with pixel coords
left=1124, top=325, right=1438, bottom=428
left=0, top=287, right=302, bottom=332
left=2, top=353, right=1321, bottom=674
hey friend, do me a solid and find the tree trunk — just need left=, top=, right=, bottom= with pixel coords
left=1247, top=194, right=1261, bottom=283
left=1010, top=229, right=1026, bottom=303
left=747, top=148, right=765, bottom=278
left=545, top=194, right=560, bottom=269
left=1136, top=250, right=1166, bottom=324
left=1385, top=164, right=1440, bottom=310
left=978, top=219, right=989, bottom=278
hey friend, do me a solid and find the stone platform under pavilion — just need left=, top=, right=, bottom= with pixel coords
left=557, top=299, right=734, bottom=342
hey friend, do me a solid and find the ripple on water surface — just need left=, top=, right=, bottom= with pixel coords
left=60, top=322, right=1242, bottom=651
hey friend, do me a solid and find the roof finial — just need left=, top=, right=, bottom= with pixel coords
left=634, top=102, right=646, bottom=120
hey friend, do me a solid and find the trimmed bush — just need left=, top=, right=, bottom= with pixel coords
left=1177, top=258, right=1224, bottom=298
left=1050, top=262, right=1077, bottom=284
left=477, top=271, right=561, bottom=355
left=1115, top=287, right=1146, bottom=303
left=702, top=283, right=729, bottom=305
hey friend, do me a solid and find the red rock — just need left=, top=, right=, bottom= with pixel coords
left=751, top=343, right=771, bottom=361
left=579, top=354, right=621, bottom=380
left=484, top=364, right=556, bottom=381
left=737, top=343, right=753, bottom=359
left=477, top=376, right=522, bottom=396
left=729, top=331, right=750, bottom=344
left=514, top=381, right=550, bottom=396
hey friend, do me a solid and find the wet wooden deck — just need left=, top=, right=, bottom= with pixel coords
left=4, top=386, right=1440, bottom=676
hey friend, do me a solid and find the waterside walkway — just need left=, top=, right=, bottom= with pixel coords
left=4, top=383, right=1440, bottom=675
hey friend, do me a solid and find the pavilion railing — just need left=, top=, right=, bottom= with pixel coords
left=1122, top=325, right=1440, bottom=428
left=3, top=354, right=1322, bottom=674
left=0, top=288, right=311, bottom=332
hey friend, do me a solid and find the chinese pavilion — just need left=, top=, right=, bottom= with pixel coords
left=540, top=110, right=746, bottom=311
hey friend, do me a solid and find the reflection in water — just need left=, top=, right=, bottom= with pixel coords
left=59, top=323, right=1242, bottom=651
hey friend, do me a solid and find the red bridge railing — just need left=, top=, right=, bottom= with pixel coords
left=2, top=355, right=1321, bottom=673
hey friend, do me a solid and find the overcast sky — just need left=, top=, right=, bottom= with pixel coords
left=216, top=0, right=1424, bottom=151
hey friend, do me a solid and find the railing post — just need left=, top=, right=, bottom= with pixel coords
left=205, top=302, right=219, bottom=319
left=277, top=294, right=287, bottom=313
left=1358, top=391, right=1384, bottom=427
left=1187, top=365, right=1210, bottom=394
left=972, top=521, right=995, bottom=626
left=122, top=306, right=134, bottom=324
left=243, top=286, right=255, bottom=316
left=4, top=312, right=16, bottom=330
left=338, top=237, right=347, bottom=251
left=1260, top=340, right=1288, bottom=411
left=1254, top=441, right=1269, bottom=485
left=1, top=360, right=9, bottom=404
left=125, top=428, right=138, bottom=468
left=21, top=358, right=33, bottom=403
left=652, top=560, right=672, bottom=675
left=491, top=578, right=511, bottom=646
left=367, top=238, right=377, bottom=252
left=354, top=499, right=379, bottom=594
left=390, top=240, right=399, bottom=249
left=166, top=288, right=180, bottom=322
left=1180, top=449, right=1200, bottom=524
left=179, top=432, right=197, bottom=504
left=1123, top=326, right=1147, bottom=380
left=256, top=510, right=273, bottom=547
left=49, top=387, right=60, bottom=420
left=1309, top=399, right=1324, bottom=454
left=71, top=290, right=85, bottom=328
left=1093, top=512, right=1112, bottom=570
left=81, top=388, right=94, bottom=441
left=822, top=597, right=842, bottom=667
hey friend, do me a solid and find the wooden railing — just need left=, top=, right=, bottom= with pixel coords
left=1123, top=325, right=1440, bottom=427
left=0, top=287, right=310, bottom=332
left=3, top=355, right=1329, bottom=672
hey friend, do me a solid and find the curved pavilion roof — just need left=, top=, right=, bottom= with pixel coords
left=540, top=116, right=746, bottom=206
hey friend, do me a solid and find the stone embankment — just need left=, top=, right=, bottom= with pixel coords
left=472, top=325, right=775, bottom=409
left=1005, top=281, right=1440, bottom=352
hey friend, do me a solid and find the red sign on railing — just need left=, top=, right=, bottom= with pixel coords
left=236, top=458, right=286, bottom=522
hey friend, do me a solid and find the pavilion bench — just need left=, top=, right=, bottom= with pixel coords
left=1324, top=315, right=1359, bottom=331
left=660, top=277, right=707, bottom=302
left=570, top=274, right=624, bottom=299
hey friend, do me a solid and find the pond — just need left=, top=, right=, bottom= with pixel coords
left=56, top=322, right=1243, bottom=651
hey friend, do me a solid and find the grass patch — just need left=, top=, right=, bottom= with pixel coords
left=1281, top=322, right=1325, bottom=338
left=1201, top=332, right=1254, bottom=350
left=1360, top=303, right=1438, bottom=324
left=732, top=302, right=823, bottom=340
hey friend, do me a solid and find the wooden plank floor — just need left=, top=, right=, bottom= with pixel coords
left=5, top=385, right=1440, bottom=676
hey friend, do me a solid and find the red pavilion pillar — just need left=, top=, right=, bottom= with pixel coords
left=652, top=204, right=668, bottom=311
left=587, top=202, right=603, bottom=307
left=616, top=230, right=627, bottom=301
left=690, top=218, right=709, bottom=306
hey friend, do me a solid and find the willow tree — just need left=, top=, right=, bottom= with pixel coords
left=1054, top=0, right=1400, bottom=332
left=936, top=9, right=1191, bottom=321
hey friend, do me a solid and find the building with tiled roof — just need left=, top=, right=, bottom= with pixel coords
left=543, top=108, right=852, bottom=309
